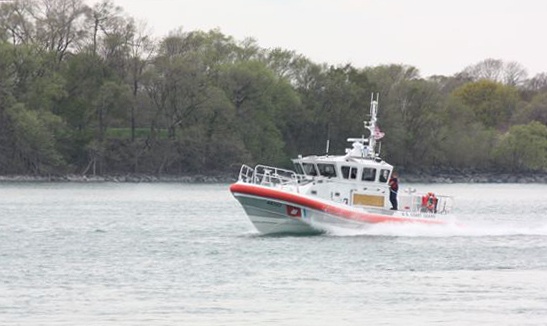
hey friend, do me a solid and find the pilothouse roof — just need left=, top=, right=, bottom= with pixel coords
left=293, top=154, right=393, bottom=169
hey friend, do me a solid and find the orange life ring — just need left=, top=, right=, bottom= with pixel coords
left=421, top=192, right=437, bottom=212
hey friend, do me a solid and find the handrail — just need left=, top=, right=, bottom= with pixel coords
left=238, top=164, right=255, bottom=183
left=401, top=193, right=454, bottom=215
left=237, top=164, right=302, bottom=188
left=254, top=165, right=299, bottom=186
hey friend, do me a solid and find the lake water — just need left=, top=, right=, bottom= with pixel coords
left=0, top=182, right=546, bottom=325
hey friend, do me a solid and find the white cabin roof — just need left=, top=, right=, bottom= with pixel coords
left=292, top=154, right=393, bottom=169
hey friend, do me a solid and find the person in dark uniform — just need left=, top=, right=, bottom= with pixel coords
left=388, top=172, right=399, bottom=210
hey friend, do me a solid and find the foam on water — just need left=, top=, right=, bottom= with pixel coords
left=318, top=218, right=547, bottom=238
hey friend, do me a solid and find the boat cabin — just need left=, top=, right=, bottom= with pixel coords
left=292, top=155, right=393, bottom=185
left=290, top=138, right=394, bottom=210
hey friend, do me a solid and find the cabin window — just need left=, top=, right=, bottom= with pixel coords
left=302, top=163, right=318, bottom=176
left=318, top=163, right=337, bottom=177
left=341, top=166, right=358, bottom=180
left=350, top=167, right=357, bottom=179
left=361, top=167, right=376, bottom=182
left=379, top=169, right=390, bottom=183
left=293, top=163, right=304, bottom=175
left=341, top=166, right=349, bottom=179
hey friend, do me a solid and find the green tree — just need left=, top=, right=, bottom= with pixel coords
left=512, top=92, right=547, bottom=125
left=493, top=122, right=547, bottom=172
left=0, top=0, right=90, bottom=65
left=363, top=64, right=420, bottom=100
left=144, top=41, right=210, bottom=139
left=126, top=21, right=155, bottom=141
left=434, top=97, right=493, bottom=170
left=0, top=42, right=17, bottom=172
left=216, top=60, right=290, bottom=166
left=452, top=80, right=519, bottom=129
left=283, top=59, right=326, bottom=156
left=380, top=79, right=446, bottom=168
left=6, top=103, right=65, bottom=174
left=55, top=52, right=116, bottom=170
left=0, top=0, right=35, bottom=45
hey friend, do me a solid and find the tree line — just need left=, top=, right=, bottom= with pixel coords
left=0, top=0, right=546, bottom=177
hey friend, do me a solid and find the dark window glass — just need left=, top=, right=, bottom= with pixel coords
left=318, top=164, right=337, bottom=177
left=342, top=166, right=358, bottom=179
left=341, top=166, right=350, bottom=179
left=362, top=168, right=376, bottom=181
left=379, top=169, right=390, bottom=183
left=350, top=167, right=357, bottom=179
left=302, top=163, right=318, bottom=176
left=293, top=163, right=304, bottom=175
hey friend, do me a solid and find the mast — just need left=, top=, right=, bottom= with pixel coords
left=365, top=93, right=380, bottom=158
left=345, top=93, right=383, bottom=159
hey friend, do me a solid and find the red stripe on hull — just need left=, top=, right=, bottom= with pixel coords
left=230, top=183, right=444, bottom=225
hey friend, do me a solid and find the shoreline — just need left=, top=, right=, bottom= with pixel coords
left=0, top=172, right=546, bottom=184
left=0, top=174, right=236, bottom=184
left=400, top=171, right=547, bottom=184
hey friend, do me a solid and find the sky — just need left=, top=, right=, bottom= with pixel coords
left=88, top=0, right=547, bottom=77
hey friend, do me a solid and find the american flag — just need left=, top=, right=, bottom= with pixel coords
left=374, top=127, right=385, bottom=140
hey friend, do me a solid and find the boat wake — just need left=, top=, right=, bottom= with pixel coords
left=312, top=218, right=547, bottom=238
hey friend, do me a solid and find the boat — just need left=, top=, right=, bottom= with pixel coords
left=230, top=94, right=454, bottom=235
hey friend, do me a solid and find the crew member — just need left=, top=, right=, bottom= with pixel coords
left=388, top=172, right=398, bottom=210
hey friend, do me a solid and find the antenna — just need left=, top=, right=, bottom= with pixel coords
left=346, top=93, right=383, bottom=159
left=362, top=93, right=381, bottom=158
left=325, top=122, right=331, bottom=156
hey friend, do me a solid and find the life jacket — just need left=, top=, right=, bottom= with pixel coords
left=389, top=177, right=398, bottom=192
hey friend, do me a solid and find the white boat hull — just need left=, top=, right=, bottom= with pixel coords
left=230, top=182, right=447, bottom=235
left=233, top=193, right=321, bottom=235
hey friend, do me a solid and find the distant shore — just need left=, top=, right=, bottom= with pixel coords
left=400, top=171, right=547, bottom=184
left=0, top=174, right=236, bottom=183
left=0, top=171, right=545, bottom=183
